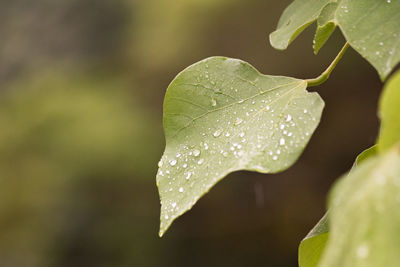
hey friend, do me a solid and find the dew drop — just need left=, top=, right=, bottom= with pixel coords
left=198, top=158, right=204, bottom=165
left=286, top=114, right=292, bottom=122
left=158, top=160, right=163, bottom=167
left=211, top=98, right=217, bottom=107
left=272, top=155, right=278, bottom=161
left=357, top=244, right=369, bottom=259
left=239, top=132, right=245, bottom=138
left=183, top=163, right=188, bottom=168
left=165, top=215, right=169, bottom=219
left=179, top=187, right=184, bottom=193
left=280, top=138, right=285, bottom=146
left=213, top=129, right=222, bottom=137
left=185, top=172, right=192, bottom=180
left=171, top=202, right=177, bottom=208
left=234, top=118, right=243, bottom=125
left=193, top=149, right=201, bottom=157
left=170, top=159, right=177, bottom=166
left=204, top=143, right=209, bottom=150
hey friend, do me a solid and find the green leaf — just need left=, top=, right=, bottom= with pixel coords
left=271, top=0, right=400, bottom=80
left=355, top=145, right=377, bottom=166
left=318, top=144, right=400, bottom=267
left=336, top=0, right=400, bottom=80
left=269, top=0, right=331, bottom=50
left=298, top=145, right=377, bottom=267
left=313, top=3, right=338, bottom=54
left=377, top=70, right=400, bottom=152
left=157, top=57, right=324, bottom=236
left=299, top=213, right=329, bottom=267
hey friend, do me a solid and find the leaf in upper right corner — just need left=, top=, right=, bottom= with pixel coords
left=271, top=0, right=400, bottom=80
left=335, top=0, right=400, bottom=80
left=377, top=70, right=400, bottom=152
left=317, top=144, right=400, bottom=267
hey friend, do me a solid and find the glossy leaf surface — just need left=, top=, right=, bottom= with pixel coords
left=157, top=57, right=324, bottom=236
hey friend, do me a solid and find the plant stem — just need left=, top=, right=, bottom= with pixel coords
left=306, top=42, right=350, bottom=87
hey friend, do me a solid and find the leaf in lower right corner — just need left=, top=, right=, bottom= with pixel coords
left=298, top=145, right=377, bottom=267
left=317, top=144, right=400, bottom=267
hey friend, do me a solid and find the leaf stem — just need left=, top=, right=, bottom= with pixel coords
left=306, top=42, right=350, bottom=87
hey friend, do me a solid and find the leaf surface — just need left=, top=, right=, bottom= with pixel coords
left=157, top=57, right=324, bottom=236
left=298, top=145, right=377, bottom=267
left=271, top=0, right=400, bottom=79
left=299, top=213, right=329, bottom=267
left=377, top=70, right=400, bottom=151
left=318, top=144, right=400, bottom=267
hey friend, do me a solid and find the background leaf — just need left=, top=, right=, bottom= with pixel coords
left=271, top=0, right=400, bottom=80
left=377, top=70, right=400, bottom=152
left=298, top=145, right=376, bottom=267
left=318, top=144, right=400, bottom=267
left=299, top=213, right=329, bottom=267
left=157, top=57, right=324, bottom=236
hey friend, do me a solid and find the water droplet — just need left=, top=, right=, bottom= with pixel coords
left=286, top=114, right=292, bottom=122
left=185, top=172, right=192, bottom=180
left=234, top=118, right=243, bottom=125
left=357, top=244, right=369, bottom=259
left=280, top=138, right=285, bottom=146
left=266, top=105, right=270, bottom=111
left=176, top=153, right=181, bottom=158
left=272, top=155, right=278, bottom=161
left=288, top=132, right=293, bottom=137
left=179, top=187, right=184, bottom=193
left=204, top=143, right=209, bottom=150
left=213, top=129, right=222, bottom=137
left=165, top=215, right=169, bottom=219
left=193, top=149, right=201, bottom=157
left=171, top=202, right=177, bottom=208
left=197, top=158, right=204, bottom=165
left=238, top=99, right=244, bottom=104
left=211, top=98, right=217, bottom=107
left=158, top=160, right=163, bottom=167
left=225, top=132, right=231, bottom=137
left=170, top=159, right=177, bottom=166
left=183, top=163, right=188, bottom=168
left=387, top=0, right=391, bottom=3
left=222, top=151, right=228, bottom=157
left=239, top=132, right=245, bottom=137
left=303, top=109, right=308, bottom=114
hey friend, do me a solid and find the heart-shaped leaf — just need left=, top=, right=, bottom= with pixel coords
left=157, top=57, right=324, bottom=236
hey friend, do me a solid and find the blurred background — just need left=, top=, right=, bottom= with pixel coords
left=0, top=0, right=382, bottom=266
